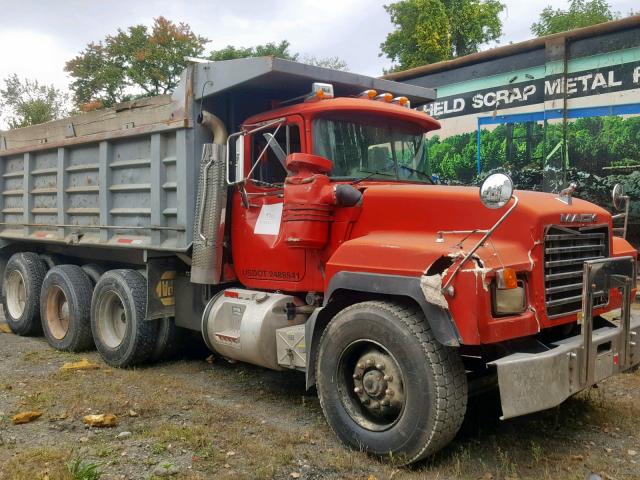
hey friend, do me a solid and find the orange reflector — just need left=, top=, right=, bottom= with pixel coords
left=375, top=92, right=393, bottom=102
left=496, top=268, right=518, bottom=289
left=359, top=89, right=377, bottom=99
left=393, top=96, right=409, bottom=106
left=224, top=290, right=239, bottom=298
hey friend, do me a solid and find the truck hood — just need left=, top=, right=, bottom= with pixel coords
left=328, top=182, right=614, bottom=278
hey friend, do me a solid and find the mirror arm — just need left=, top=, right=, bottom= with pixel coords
left=225, top=131, right=245, bottom=185
left=441, top=195, right=519, bottom=295
left=225, top=117, right=287, bottom=186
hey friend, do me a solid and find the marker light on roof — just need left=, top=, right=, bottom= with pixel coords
left=375, top=92, right=393, bottom=102
left=392, top=96, right=411, bottom=108
left=358, top=89, right=377, bottom=99
left=305, top=82, right=334, bottom=102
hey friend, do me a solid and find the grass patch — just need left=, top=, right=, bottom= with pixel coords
left=66, top=458, right=102, bottom=480
left=19, top=391, right=55, bottom=411
left=0, top=447, right=71, bottom=480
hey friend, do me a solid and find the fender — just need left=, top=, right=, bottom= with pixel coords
left=305, top=271, right=460, bottom=389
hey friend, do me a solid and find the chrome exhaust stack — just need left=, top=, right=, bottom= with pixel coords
left=191, top=111, right=228, bottom=284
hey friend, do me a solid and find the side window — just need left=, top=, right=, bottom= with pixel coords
left=251, top=124, right=301, bottom=185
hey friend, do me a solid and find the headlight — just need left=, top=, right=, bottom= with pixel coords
left=492, top=277, right=526, bottom=316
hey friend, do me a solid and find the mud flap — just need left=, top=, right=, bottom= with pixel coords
left=146, top=257, right=177, bottom=320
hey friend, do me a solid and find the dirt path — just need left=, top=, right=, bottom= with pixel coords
left=1, top=314, right=639, bottom=480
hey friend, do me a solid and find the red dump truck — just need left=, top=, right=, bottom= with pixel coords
left=0, top=57, right=638, bottom=463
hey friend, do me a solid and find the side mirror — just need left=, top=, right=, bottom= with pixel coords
left=234, top=136, right=245, bottom=181
left=612, top=183, right=626, bottom=211
left=479, top=173, right=514, bottom=209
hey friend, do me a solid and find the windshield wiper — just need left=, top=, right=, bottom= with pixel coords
left=351, top=170, right=395, bottom=185
left=398, top=164, right=434, bottom=184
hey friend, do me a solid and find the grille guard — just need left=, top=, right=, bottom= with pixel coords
left=490, top=256, right=638, bottom=419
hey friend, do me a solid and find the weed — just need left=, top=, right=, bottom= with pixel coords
left=531, top=440, right=543, bottom=464
left=95, top=446, right=115, bottom=459
left=497, top=446, right=518, bottom=478
left=151, top=442, right=168, bottom=455
left=67, top=458, right=102, bottom=480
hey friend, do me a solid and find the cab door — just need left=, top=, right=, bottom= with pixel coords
left=230, top=115, right=312, bottom=291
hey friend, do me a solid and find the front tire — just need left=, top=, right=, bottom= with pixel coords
left=91, top=269, right=157, bottom=367
left=2, top=252, right=47, bottom=336
left=316, top=300, right=467, bottom=464
left=40, top=265, right=94, bottom=352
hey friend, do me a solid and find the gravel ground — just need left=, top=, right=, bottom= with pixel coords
left=1, top=310, right=639, bottom=480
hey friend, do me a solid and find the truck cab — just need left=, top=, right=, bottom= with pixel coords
left=229, top=93, right=439, bottom=294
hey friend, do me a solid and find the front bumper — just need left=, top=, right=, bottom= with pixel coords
left=490, top=256, right=639, bottom=419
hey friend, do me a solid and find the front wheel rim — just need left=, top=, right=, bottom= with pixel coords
left=97, top=290, right=127, bottom=349
left=6, top=270, right=27, bottom=319
left=45, top=285, right=70, bottom=340
left=336, top=339, right=406, bottom=432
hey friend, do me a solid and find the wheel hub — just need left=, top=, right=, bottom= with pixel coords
left=45, top=286, right=70, bottom=340
left=352, top=350, right=404, bottom=416
left=97, top=290, right=127, bottom=349
left=6, top=270, right=27, bottom=319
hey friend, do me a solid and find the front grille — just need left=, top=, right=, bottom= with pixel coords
left=544, top=225, right=609, bottom=318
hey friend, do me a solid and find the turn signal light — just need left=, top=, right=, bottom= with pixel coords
left=375, top=92, right=393, bottom=102
left=359, top=89, right=377, bottom=99
left=496, top=268, right=518, bottom=289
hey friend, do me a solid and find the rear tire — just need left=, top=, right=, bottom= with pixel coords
left=81, top=264, right=105, bottom=286
left=316, top=300, right=467, bottom=464
left=2, top=252, right=47, bottom=336
left=152, top=317, right=185, bottom=361
left=40, top=265, right=94, bottom=352
left=91, top=269, right=157, bottom=367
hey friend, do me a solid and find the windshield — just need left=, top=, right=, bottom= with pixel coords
left=312, top=115, right=431, bottom=182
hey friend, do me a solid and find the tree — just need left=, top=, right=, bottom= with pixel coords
left=531, top=0, right=618, bottom=37
left=209, top=40, right=297, bottom=61
left=65, top=17, right=208, bottom=108
left=380, top=0, right=505, bottom=71
left=0, top=75, right=69, bottom=129
left=209, top=41, right=349, bottom=71
left=300, top=55, right=349, bottom=71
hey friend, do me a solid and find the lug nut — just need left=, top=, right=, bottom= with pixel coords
left=354, top=387, right=362, bottom=394
left=371, top=401, right=380, bottom=409
left=357, top=362, right=364, bottom=369
left=385, top=388, right=394, bottom=397
left=381, top=399, right=390, bottom=406
left=366, top=359, right=374, bottom=367
left=375, top=363, right=384, bottom=370
left=383, top=375, right=393, bottom=382
left=352, top=373, right=361, bottom=380
left=363, top=398, right=370, bottom=405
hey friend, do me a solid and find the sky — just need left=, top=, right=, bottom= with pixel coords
left=0, top=0, right=637, bottom=102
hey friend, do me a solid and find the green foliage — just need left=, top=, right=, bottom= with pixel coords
left=0, top=74, right=69, bottom=129
left=428, top=115, right=640, bottom=185
left=66, top=21, right=349, bottom=110
left=65, top=16, right=208, bottom=108
left=380, top=0, right=505, bottom=71
left=67, top=458, right=102, bottom=480
left=301, top=55, right=349, bottom=71
left=531, top=0, right=618, bottom=37
left=209, top=42, right=349, bottom=71
left=209, top=40, right=297, bottom=61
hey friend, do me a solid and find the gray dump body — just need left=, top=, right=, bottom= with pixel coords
left=0, top=57, right=435, bottom=255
